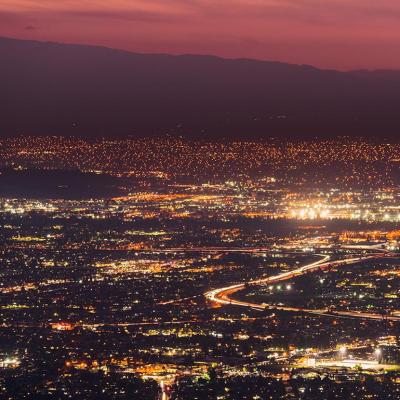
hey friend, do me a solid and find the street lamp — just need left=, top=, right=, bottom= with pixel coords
left=374, top=348, right=382, bottom=362
left=338, top=346, right=347, bottom=360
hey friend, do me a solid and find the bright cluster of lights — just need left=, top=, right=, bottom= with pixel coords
left=290, top=208, right=331, bottom=219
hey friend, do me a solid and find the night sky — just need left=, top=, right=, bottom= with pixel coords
left=2, top=0, right=400, bottom=71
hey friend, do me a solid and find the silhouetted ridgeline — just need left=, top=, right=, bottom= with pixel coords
left=2, top=36, right=400, bottom=139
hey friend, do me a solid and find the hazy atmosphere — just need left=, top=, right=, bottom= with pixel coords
left=2, top=0, right=400, bottom=70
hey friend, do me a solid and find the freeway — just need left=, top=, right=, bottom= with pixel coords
left=205, top=246, right=400, bottom=322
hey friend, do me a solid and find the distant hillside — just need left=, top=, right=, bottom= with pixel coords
left=1, top=36, right=400, bottom=139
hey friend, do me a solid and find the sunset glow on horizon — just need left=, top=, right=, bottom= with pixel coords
left=2, top=0, right=400, bottom=70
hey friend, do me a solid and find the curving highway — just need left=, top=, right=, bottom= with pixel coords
left=205, top=246, right=400, bottom=322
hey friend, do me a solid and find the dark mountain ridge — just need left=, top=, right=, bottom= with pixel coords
left=1, top=36, right=400, bottom=139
